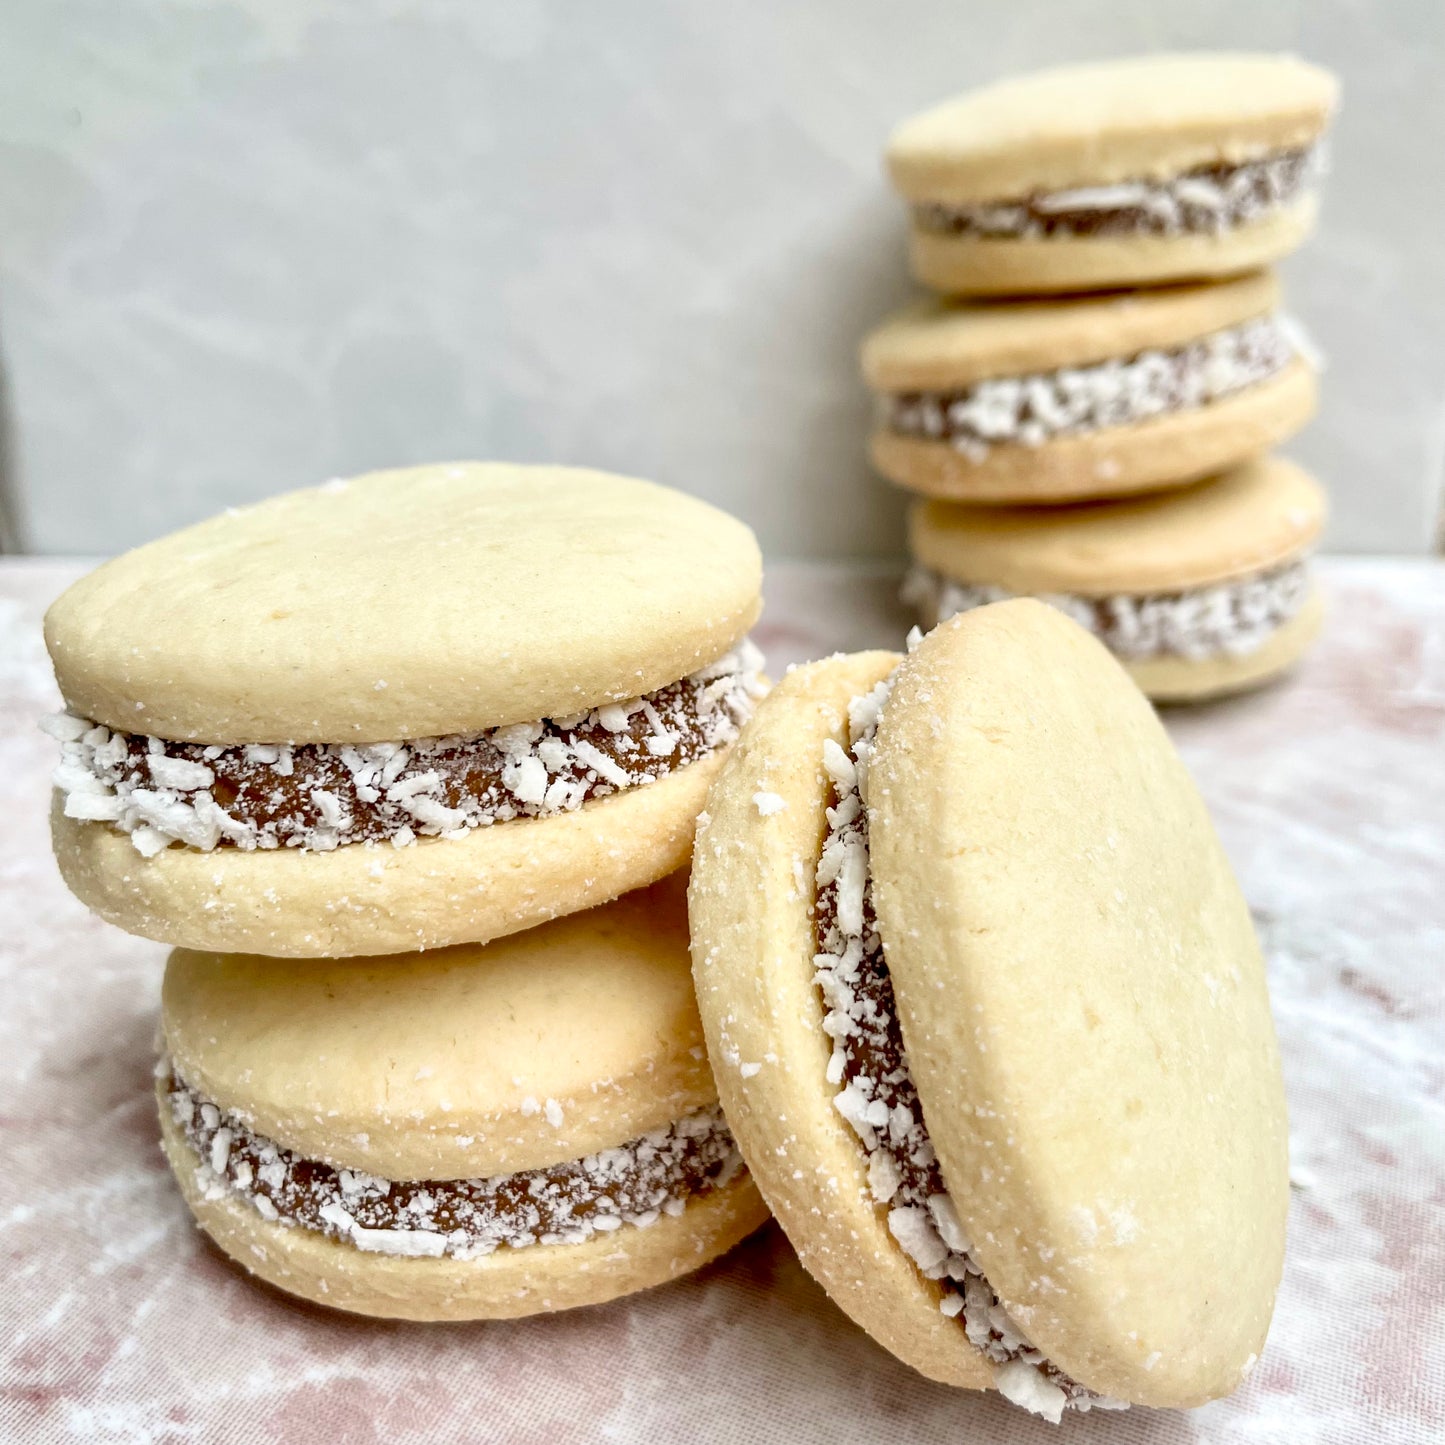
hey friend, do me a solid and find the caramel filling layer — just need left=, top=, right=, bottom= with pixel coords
left=813, top=681, right=1122, bottom=1421
left=882, top=314, right=1298, bottom=460
left=46, top=641, right=765, bottom=856
left=913, top=146, right=1320, bottom=240
left=163, top=1064, right=742, bottom=1260
left=903, top=561, right=1310, bottom=662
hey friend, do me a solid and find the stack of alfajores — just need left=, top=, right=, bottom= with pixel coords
left=41, top=462, right=772, bottom=1320
left=865, top=53, right=1339, bottom=701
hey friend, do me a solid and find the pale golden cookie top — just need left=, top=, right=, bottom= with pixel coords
left=911, top=456, right=1326, bottom=595
left=868, top=604, right=1287, bottom=1404
left=161, top=877, right=715, bottom=1181
left=888, top=53, right=1338, bottom=203
left=44, top=463, right=763, bottom=744
left=862, top=273, right=1280, bottom=393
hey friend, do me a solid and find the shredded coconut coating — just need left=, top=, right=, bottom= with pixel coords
left=883, top=315, right=1296, bottom=460
left=914, top=145, right=1321, bottom=239
left=813, top=688, right=1122, bottom=1421
left=44, top=641, right=766, bottom=856
left=163, top=1065, right=743, bottom=1259
left=903, top=559, right=1310, bottom=663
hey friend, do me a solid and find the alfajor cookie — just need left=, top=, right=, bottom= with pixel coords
left=157, top=877, right=769, bottom=1320
left=863, top=273, right=1315, bottom=505
left=906, top=456, right=1327, bottom=701
left=689, top=603, right=1288, bottom=1419
left=889, top=53, right=1337, bottom=295
left=42, top=463, right=764, bottom=956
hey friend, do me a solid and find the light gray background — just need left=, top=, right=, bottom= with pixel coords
left=1, top=1, right=1442, bottom=558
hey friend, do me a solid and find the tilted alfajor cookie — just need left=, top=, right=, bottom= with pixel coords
left=689, top=604, right=1288, bottom=1420
left=863, top=273, right=1315, bottom=505
left=889, top=53, right=1337, bottom=295
left=42, top=463, right=764, bottom=956
left=158, top=877, right=770, bottom=1319
left=906, top=456, right=1327, bottom=701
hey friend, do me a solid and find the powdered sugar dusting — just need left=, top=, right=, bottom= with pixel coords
left=903, top=560, right=1312, bottom=663
left=164, top=1065, right=742, bottom=1259
left=47, top=640, right=766, bottom=855
left=884, top=315, right=1297, bottom=460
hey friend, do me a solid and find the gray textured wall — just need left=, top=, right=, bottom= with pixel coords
left=2, top=1, right=1442, bottom=558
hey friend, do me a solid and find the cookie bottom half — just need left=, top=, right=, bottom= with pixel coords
left=909, top=199, right=1316, bottom=297
left=54, top=752, right=724, bottom=957
left=159, top=1100, right=770, bottom=1321
left=870, top=361, right=1315, bottom=505
left=1130, top=587, right=1323, bottom=702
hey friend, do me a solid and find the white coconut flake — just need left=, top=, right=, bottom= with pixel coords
left=995, top=1359, right=1068, bottom=1425
left=752, top=791, right=785, bottom=817
left=147, top=755, right=215, bottom=791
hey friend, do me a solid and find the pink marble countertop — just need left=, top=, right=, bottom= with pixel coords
left=2, top=557, right=1442, bottom=1445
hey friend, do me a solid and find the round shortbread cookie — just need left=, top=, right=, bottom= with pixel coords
left=53, top=745, right=721, bottom=957
left=889, top=55, right=1338, bottom=202
left=689, top=653, right=990, bottom=1390
left=863, top=274, right=1314, bottom=503
left=909, top=456, right=1326, bottom=596
left=161, top=877, right=713, bottom=1179
left=44, top=462, right=763, bottom=744
left=161, top=1104, right=767, bottom=1323
left=867, top=604, right=1288, bottom=1406
left=887, top=54, right=1336, bottom=294
left=157, top=877, right=770, bottom=1320
left=691, top=604, right=1288, bottom=1412
left=43, top=463, right=764, bottom=955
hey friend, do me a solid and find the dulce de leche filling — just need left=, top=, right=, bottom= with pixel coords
left=913, top=145, right=1321, bottom=240
left=813, top=680, right=1123, bottom=1421
left=882, top=314, right=1298, bottom=461
left=45, top=641, right=765, bottom=856
left=162, top=1063, right=743, bottom=1259
left=903, top=560, right=1310, bottom=664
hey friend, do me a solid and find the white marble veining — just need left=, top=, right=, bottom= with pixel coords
left=1, top=3, right=1443, bottom=557
left=1, top=557, right=1441, bottom=1443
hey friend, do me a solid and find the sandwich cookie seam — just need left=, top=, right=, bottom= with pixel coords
left=881, top=314, right=1302, bottom=460
left=913, top=146, right=1322, bottom=241
left=161, top=1061, right=743, bottom=1259
left=903, top=560, right=1312, bottom=663
left=46, top=642, right=765, bottom=857
left=812, top=667, right=1124, bottom=1423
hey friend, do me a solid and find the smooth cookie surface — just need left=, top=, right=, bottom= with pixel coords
left=45, top=463, right=763, bottom=743
left=862, top=273, right=1282, bottom=391
left=161, top=876, right=715, bottom=1179
left=868, top=603, right=1288, bottom=1406
left=909, top=456, right=1327, bottom=596
left=888, top=53, right=1338, bottom=201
